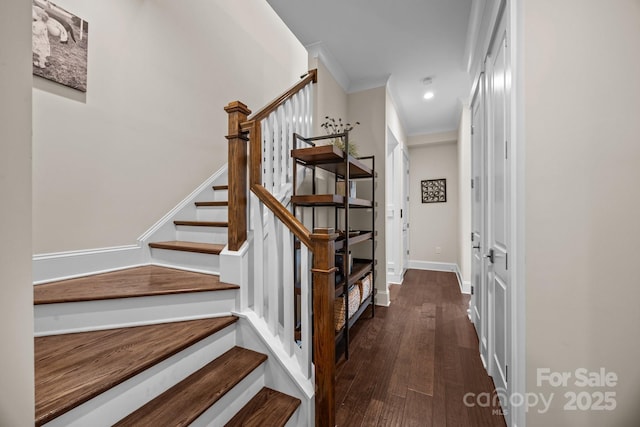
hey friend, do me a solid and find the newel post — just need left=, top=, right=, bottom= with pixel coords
left=224, top=101, right=252, bottom=251
left=311, top=228, right=338, bottom=427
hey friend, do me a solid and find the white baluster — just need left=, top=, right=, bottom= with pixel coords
left=262, top=119, right=273, bottom=193
left=252, top=195, right=265, bottom=318
left=274, top=107, right=283, bottom=194
left=282, top=226, right=294, bottom=356
left=266, top=210, right=279, bottom=335
left=300, top=245, right=312, bottom=379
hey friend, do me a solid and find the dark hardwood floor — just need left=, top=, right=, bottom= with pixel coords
left=335, top=269, right=506, bottom=427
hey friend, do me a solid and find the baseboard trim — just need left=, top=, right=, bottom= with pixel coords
left=408, top=260, right=458, bottom=272
left=33, top=244, right=146, bottom=284
left=387, top=273, right=403, bottom=284
left=375, top=290, right=391, bottom=307
left=408, top=260, right=470, bottom=294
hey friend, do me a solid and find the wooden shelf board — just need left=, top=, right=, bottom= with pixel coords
left=291, top=194, right=372, bottom=208
left=335, top=261, right=373, bottom=297
left=335, top=231, right=372, bottom=251
left=291, top=145, right=373, bottom=178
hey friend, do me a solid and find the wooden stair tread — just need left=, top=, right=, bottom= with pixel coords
left=34, top=265, right=238, bottom=305
left=35, top=317, right=238, bottom=426
left=213, top=185, right=229, bottom=190
left=149, top=241, right=225, bottom=254
left=174, top=220, right=229, bottom=227
left=114, top=347, right=267, bottom=427
left=195, top=201, right=229, bottom=207
left=225, top=387, right=301, bottom=427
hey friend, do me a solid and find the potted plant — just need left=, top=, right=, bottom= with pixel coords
left=320, top=116, right=360, bottom=157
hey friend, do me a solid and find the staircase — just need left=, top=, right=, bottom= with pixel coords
left=33, top=181, right=304, bottom=426
left=145, top=183, right=230, bottom=274
left=33, top=70, right=331, bottom=426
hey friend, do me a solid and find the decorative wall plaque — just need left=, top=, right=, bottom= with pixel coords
left=421, top=179, right=446, bottom=203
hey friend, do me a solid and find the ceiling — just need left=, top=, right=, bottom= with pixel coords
left=266, top=0, right=473, bottom=137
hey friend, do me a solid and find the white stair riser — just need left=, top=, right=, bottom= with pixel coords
left=196, top=207, right=229, bottom=222
left=43, top=324, right=238, bottom=427
left=150, top=249, right=220, bottom=274
left=35, top=290, right=238, bottom=336
left=213, top=189, right=228, bottom=201
left=175, top=227, right=228, bottom=245
left=234, top=319, right=312, bottom=427
left=191, top=364, right=266, bottom=427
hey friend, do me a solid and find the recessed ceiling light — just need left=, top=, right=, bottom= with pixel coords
left=421, top=76, right=435, bottom=100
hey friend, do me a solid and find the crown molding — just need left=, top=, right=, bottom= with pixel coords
left=305, top=42, right=351, bottom=92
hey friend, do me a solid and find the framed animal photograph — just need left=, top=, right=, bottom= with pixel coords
left=32, top=0, right=89, bottom=92
left=421, top=178, right=447, bottom=203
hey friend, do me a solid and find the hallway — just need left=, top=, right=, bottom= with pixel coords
left=335, top=269, right=506, bottom=426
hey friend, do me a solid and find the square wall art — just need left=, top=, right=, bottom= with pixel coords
left=421, top=179, right=447, bottom=203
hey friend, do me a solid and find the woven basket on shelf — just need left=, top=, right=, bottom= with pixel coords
left=334, top=285, right=361, bottom=331
left=357, top=273, right=372, bottom=302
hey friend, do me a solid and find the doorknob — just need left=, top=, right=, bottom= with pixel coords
left=473, top=245, right=480, bottom=249
left=485, top=248, right=495, bottom=263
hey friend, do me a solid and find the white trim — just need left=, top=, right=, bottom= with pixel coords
left=407, top=130, right=458, bottom=147
left=464, top=0, right=486, bottom=74
left=408, top=260, right=470, bottom=294
left=233, top=311, right=314, bottom=399
left=32, top=245, right=145, bottom=284
left=454, top=264, right=472, bottom=294
left=33, top=165, right=229, bottom=284
left=387, top=273, right=403, bottom=284
left=510, top=0, right=526, bottom=425
left=138, top=165, right=228, bottom=243
left=408, top=260, right=458, bottom=272
left=305, top=42, right=350, bottom=92
left=374, top=289, right=390, bottom=307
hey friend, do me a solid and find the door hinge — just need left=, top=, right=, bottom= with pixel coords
left=471, top=285, right=474, bottom=295
left=506, top=364, right=508, bottom=383
left=471, top=178, right=474, bottom=189
left=505, top=253, right=508, bottom=270
left=471, top=125, right=475, bottom=135
left=505, top=140, right=508, bottom=159
left=407, top=250, right=410, bottom=255
left=471, top=232, right=474, bottom=242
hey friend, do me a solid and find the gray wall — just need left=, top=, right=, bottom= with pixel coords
left=0, top=0, right=34, bottom=424
left=525, top=0, right=640, bottom=425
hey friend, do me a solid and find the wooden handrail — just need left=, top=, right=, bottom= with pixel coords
left=225, top=69, right=335, bottom=425
left=250, top=184, right=312, bottom=249
left=245, top=69, right=317, bottom=124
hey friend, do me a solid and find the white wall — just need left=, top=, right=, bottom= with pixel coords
left=0, top=0, right=34, bottom=423
left=408, top=139, right=459, bottom=264
left=33, top=0, right=308, bottom=254
left=347, top=87, right=388, bottom=304
left=309, top=57, right=348, bottom=138
left=457, top=104, right=471, bottom=283
left=525, top=1, right=640, bottom=425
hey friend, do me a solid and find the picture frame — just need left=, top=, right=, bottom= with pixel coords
left=421, top=178, right=446, bottom=203
left=32, top=0, right=89, bottom=92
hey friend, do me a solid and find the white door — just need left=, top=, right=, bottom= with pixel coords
left=471, top=72, right=489, bottom=367
left=486, top=11, right=511, bottom=410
